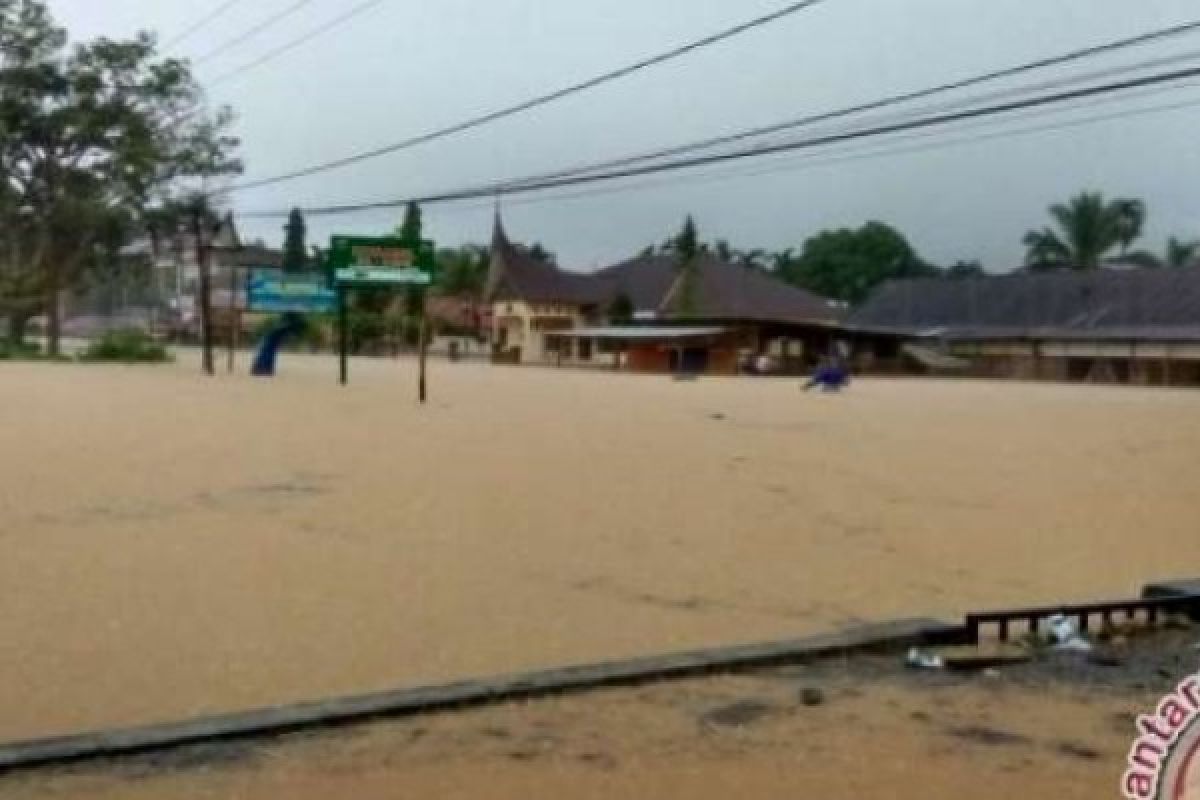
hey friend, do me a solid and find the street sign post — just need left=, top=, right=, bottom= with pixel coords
left=327, top=235, right=437, bottom=395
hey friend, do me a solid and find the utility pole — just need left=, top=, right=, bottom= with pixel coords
left=227, top=264, right=240, bottom=373
left=338, top=287, right=349, bottom=386
left=192, top=209, right=215, bottom=376
left=418, top=298, right=429, bottom=405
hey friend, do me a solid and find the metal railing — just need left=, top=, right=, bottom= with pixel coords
left=964, top=594, right=1200, bottom=644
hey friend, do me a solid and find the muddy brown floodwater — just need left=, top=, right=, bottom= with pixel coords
left=0, top=355, right=1197, bottom=743
left=5, top=629, right=1195, bottom=800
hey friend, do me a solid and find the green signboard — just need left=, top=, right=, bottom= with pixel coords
left=327, top=234, right=436, bottom=288
left=327, top=232, right=439, bottom=390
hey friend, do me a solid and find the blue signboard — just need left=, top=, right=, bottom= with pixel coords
left=247, top=270, right=336, bottom=314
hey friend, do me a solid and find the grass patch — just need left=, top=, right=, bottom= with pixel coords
left=0, top=341, right=71, bottom=362
left=78, top=329, right=172, bottom=364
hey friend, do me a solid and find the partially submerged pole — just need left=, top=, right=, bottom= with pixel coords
left=192, top=211, right=215, bottom=376
left=418, top=301, right=429, bottom=405
left=227, top=265, right=239, bottom=373
left=338, top=287, right=349, bottom=386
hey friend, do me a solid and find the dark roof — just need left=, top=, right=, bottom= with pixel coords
left=485, top=216, right=604, bottom=305
left=218, top=245, right=285, bottom=269
left=849, top=268, right=1200, bottom=341
left=485, top=215, right=839, bottom=325
left=594, top=253, right=841, bottom=325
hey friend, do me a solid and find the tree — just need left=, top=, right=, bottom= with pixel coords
left=1166, top=237, right=1200, bottom=269
left=437, top=245, right=488, bottom=297
left=381, top=202, right=431, bottom=350
left=399, top=201, right=422, bottom=242
left=1113, top=198, right=1146, bottom=256
left=671, top=215, right=700, bottom=315
left=1022, top=192, right=1147, bottom=271
left=282, top=208, right=307, bottom=273
left=608, top=290, right=634, bottom=324
left=527, top=242, right=555, bottom=264
left=780, top=221, right=935, bottom=305
left=0, top=0, right=241, bottom=353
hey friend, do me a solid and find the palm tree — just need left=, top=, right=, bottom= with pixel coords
left=1113, top=198, right=1146, bottom=255
left=1022, top=192, right=1147, bottom=270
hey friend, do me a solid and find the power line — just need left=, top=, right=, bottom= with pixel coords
left=403, top=70, right=1200, bottom=221
left=206, top=0, right=391, bottom=87
left=502, top=19, right=1200, bottom=189
left=224, top=0, right=834, bottom=193
left=426, top=83, right=1200, bottom=218
left=193, top=0, right=321, bottom=66
left=163, top=0, right=242, bottom=50
left=252, top=83, right=1200, bottom=220
left=225, top=15, right=1200, bottom=198
left=236, top=63, right=1200, bottom=218
left=497, top=86, right=1200, bottom=215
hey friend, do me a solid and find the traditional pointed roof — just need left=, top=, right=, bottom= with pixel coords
left=485, top=213, right=603, bottom=305
left=483, top=215, right=840, bottom=325
left=593, top=253, right=842, bottom=324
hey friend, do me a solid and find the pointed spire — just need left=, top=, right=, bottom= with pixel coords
left=491, top=207, right=508, bottom=250
left=486, top=206, right=516, bottom=302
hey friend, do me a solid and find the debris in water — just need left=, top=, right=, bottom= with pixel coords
left=1047, top=614, right=1093, bottom=653
left=906, top=648, right=946, bottom=670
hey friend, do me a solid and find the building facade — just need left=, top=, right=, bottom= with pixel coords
left=484, top=215, right=843, bottom=374
left=848, top=268, right=1200, bottom=387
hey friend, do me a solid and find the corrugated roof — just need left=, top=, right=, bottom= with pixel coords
left=849, top=268, right=1200, bottom=341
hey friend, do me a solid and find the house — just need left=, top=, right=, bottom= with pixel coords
left=847, top=268, right=1200, bottom=386
left=485, top=216, right=604, bottom=364
left=485, top=215, right=843, bottom=374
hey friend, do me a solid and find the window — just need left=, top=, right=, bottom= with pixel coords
left=577, top=339, right=593, bottom=361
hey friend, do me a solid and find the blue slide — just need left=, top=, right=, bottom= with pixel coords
left=252, top=313, right=306, bottom=377
left=804, top=363, right=851, bottom=392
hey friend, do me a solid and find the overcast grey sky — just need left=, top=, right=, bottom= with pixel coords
left=50, top=0, right=1200, bottom=271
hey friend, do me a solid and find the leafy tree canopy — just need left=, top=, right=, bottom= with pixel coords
left=0, top=0, right=242, bottom=349
left=437, top=245, right=489, bottom=297
left=1022, top=191, right=1147, bottom=271
left=779, top=221, right=937, bottom=305
left=398, top=201, right=422, bottom=242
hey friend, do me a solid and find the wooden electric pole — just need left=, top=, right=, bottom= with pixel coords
left=418, top=301, right=429, bottom=405
left=192, top=210, right=215, bottom=376
left=227, top=264, right=240, bottom=373
left=338, top=287, right=349, bottom=386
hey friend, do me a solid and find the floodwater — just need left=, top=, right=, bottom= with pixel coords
left=0, top=659, right=1158, bottom=799
left=0, top=355, right=1197, bottom=741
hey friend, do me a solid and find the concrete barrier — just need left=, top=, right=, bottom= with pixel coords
left=4, top=577, right=1195, bottom=776
left=0, top=617, right=960, bottom=775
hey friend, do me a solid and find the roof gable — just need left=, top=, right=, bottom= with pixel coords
left=486, top=216, right=603, bottom=305
left=595, top=254, right=840, bottom=324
